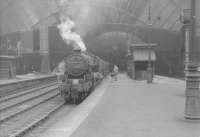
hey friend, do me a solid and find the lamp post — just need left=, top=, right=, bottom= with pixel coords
left=147, top=0, right=153, bottom=83
left=181, top=0, right=200, bottom=120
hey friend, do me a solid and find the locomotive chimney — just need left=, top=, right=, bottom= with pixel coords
left=73, top=47, right=81, bottom=53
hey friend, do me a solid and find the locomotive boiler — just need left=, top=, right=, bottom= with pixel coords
left=58, top=49, right=110, bottom=104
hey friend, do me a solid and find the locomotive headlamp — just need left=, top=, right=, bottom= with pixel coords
left=72, top=79, right=79, bottom=85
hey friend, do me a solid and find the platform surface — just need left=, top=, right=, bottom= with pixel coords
left=41, top=74, right=200, bottom=137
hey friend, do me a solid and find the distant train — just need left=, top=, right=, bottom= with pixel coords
left=57, top=49, right=111, bottom=104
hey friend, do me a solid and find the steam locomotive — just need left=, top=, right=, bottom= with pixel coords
left=58, top=49, right=111, bottom=104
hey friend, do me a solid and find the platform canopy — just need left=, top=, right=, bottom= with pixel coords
left=133, top=50, right=156, bottom=61
left=131, top=44, right=157, bottom=61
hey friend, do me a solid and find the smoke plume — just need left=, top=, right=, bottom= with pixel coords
left=57, top=15, right=87, bottom=51
left=57, top=0, right=122, bottom=46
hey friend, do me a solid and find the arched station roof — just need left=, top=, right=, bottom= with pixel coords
left=0, top=0, right=194, bottom=37
left=59, top=0, right=188, bottom=35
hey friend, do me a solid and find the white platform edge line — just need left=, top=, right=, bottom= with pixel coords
left=40, top=77, right=111, bottom=137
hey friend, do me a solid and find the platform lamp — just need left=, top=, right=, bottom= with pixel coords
left=147, top=0, right=153, bottom=83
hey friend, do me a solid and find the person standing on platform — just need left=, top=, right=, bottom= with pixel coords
left=17, top=41, right=22, bottom=57
left=113, top=65, right=119, bottom=81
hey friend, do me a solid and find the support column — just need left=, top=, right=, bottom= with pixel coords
left=131, top=61, right=135, bottom=79
left=147, top=0, right=153, bottom=84
left=39, top=27, right=50, bottom=73
left=184, top=26, right=190, bottom=71
left=184, top=0, right=200, bottom=119
left=147, top=46, right=153, bottom=83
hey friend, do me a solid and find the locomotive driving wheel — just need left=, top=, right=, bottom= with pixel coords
left=71, top=92, right=79, bottom=104
left=64, top=90, right=71, bottom=103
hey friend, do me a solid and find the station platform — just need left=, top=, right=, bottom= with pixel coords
left=0, top=73, right=55, bottom=85
left=0, top=73, right=56, bottom=98
left=40, top=74, right=200, bottom=137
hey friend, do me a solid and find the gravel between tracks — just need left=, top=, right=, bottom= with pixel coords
left=0, top=85, right=58, bottom=112
left=23, top=104, right=75, bottom=137
left=0, top=89, right=59, bottom=123
left=0, top=95, right=62, bottom=137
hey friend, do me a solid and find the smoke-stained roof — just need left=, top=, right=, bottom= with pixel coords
left=0, top=0, right=193, bottom=36
left=0, top=0, right=59, bottom=35
left=63, top=0, right=191, bottom=37
left=137, top=0, right=184, bottom=30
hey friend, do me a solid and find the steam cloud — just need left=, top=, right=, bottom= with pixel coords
left=57, top=0, right=119, bottom=51
left=57, top=15, right=87, bottom=51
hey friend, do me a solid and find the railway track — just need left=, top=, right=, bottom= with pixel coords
left=0, top=78, right=56, bottom=98
left=0, top=83, right=58, bottom=113
left=0, top=82, right=57, bottom=103
left=0, top=82, right=66, bottom=137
